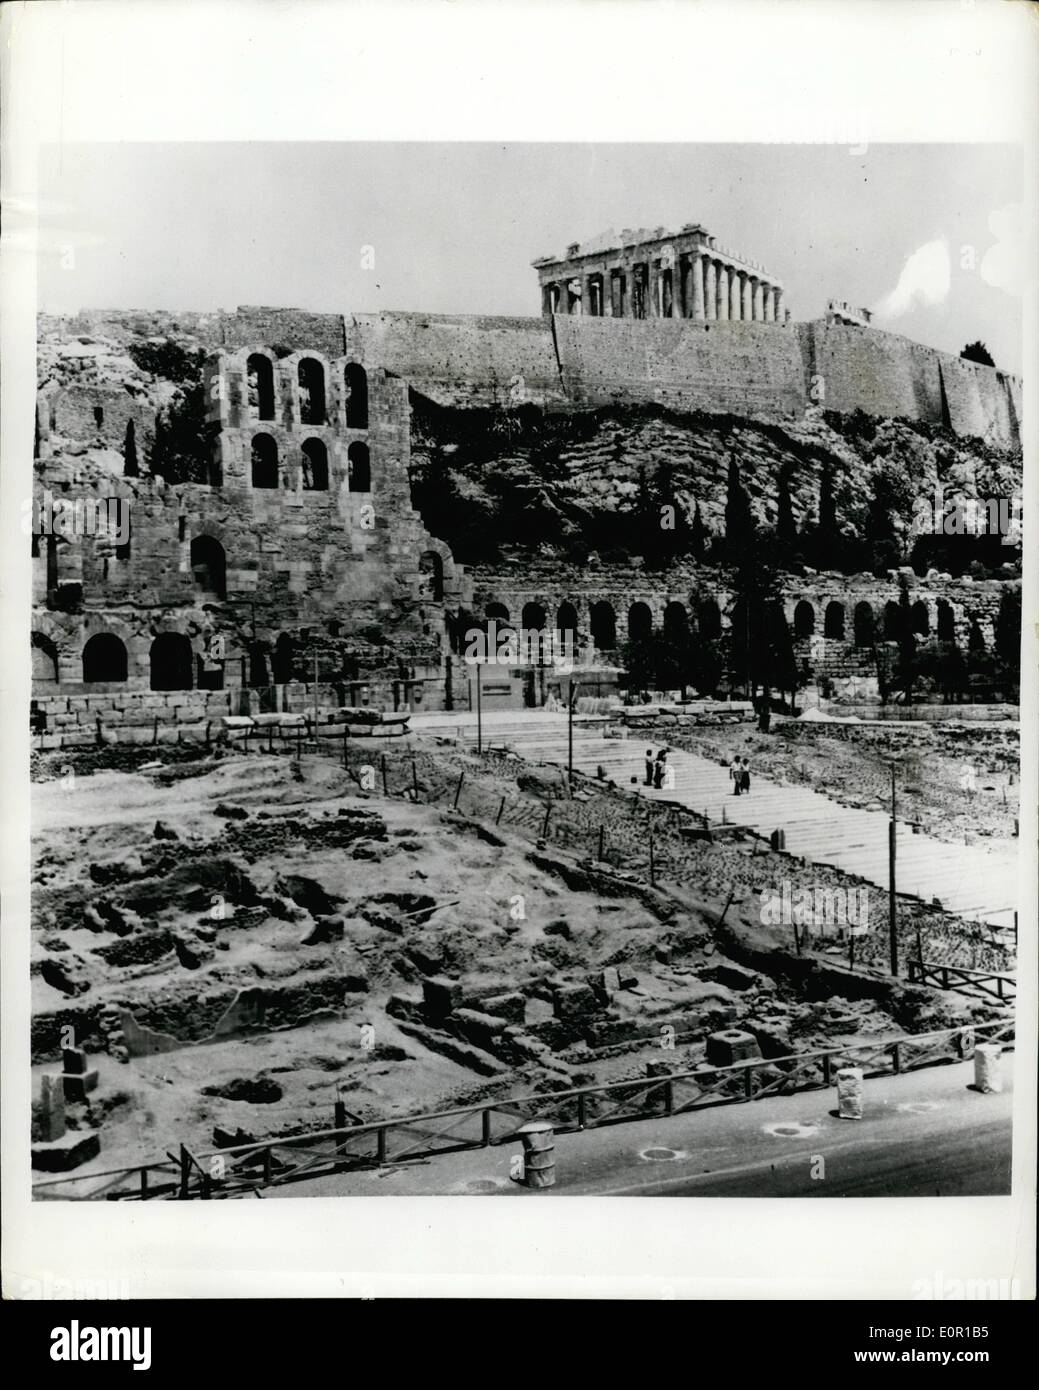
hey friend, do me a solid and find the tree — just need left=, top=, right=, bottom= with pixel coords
left=812, top=464, right=841, bottom=570
left=690, top=500, right=707, bottom=561
left=863, top=469, right=907, bottom=575
left=149, top=381, right=215, bottom=484
left=123, top=419, right=139, bottom=477
left=724, top=453, right=755, bottom=556
left=652, top=459, right=690, bottom=569
left=775, top=462, right=798, bottom=561
left=961, top=341, right=995, bottom=368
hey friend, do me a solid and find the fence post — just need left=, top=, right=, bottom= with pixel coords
left=577, top=1091, right=588, bottom=1130
left=179, top=1145, right=191, bottom=1200
left=453, top=772, right=465, bottom=809
left=205, top=720, right=211, bottom=747
left=648, top=818, right=655, bottom=885
left=743, top=1066, right=755, bottom=1101
left=269, top=725, right=274, bottom=753
left=482, top=1109, right=492, bottom=1147
left=891, top=1041, right=902, bottom=1074
left=153, top=716, right=159, bottom=745
left=262, top=1146, right=272, bottom=1186
left=377, top=1127, right=388, bottom=1164
left=822, top=1054, right=832, bottom=1086
left=495, top=796, right=506, bottom=825
left=664, top=1079, right=674, bottom=1116
left=542, top=802, right=552, bottom=839
left=412, top=759, right=419, bottom=799
left=381, top=754, right=388, bottom=796
left=296, top=726, right=302, bottom=761
left=140, top=1167, right=149, bottom=1201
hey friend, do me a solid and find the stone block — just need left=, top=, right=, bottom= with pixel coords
left=422, top=975, right=463, bottom=1021
left=705, top=1029, right=761, bottom=1067
left=552, top=980, right=600, bottom=1021
left=62, top=1069, right=100, bottom=1102
left=699, top=962, right=761, bottom=992
left=32, top=1129, right=101, bottom=1172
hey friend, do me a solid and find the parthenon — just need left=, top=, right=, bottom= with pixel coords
left=533, top=222, right=786, bottom=324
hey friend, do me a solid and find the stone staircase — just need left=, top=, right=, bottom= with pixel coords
left=410, top=710, right=1017, bottom=928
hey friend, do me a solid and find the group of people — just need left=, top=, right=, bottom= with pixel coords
left=643, top=747, right=670, bottom=790
left=730, top=755, right=752, bottom=796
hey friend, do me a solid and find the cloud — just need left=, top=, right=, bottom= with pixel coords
left=872, top=238, right=950, bottom=320
left=980, top=202, right=1024, bottom=297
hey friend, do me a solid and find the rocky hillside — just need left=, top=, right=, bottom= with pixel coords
left=408, top=394, right=1022, bottom=575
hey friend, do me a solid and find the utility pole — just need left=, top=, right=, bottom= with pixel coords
left=476, top=657, right=482, bottom=754
left=568, top=679, right=580, bottom=783
left=888, top=762, right=898, bottom=977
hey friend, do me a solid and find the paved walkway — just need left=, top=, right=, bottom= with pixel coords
left=410, top=711, right=1017, bottom=926
left=280, top=1058, right=1013, bottom=1199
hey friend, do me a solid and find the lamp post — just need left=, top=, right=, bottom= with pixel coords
left=888, top=761, right=898, bottom=977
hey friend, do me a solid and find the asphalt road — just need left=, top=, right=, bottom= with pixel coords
left=283, top=1056, right=1014, bottom=1199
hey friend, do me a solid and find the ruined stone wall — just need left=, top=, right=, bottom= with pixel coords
left=32, top=327, right=469, bottom=695
left=469, top=563, right=1007, bottom=652
left=552, top=315, right=808, bottom=418
left=800, top=321, right=1021, bottom=448
left=350, top=311, right=566, bottom=408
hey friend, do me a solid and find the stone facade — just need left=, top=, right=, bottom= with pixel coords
left=31, top=300, right=1020, bottom=713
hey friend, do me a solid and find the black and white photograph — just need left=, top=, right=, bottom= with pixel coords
left=2, top=0, right=1035, bottom=1317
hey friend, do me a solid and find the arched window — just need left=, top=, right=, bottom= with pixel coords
left=82, top=633, right=127, bottom=683
left=301, top=438, right=329, bottom=491
left=150, top=633, right=194, bottom=691
left=698, top=598, right=722, bottom=640
left=348, top=441, right=371, bottom=492
left=590, top=601, right=616, bottom=651
left=522, top=602, right=547, bottom=632
left=884, top=600, right=902, bottom=639
left=627, top=602, right=652, bottom=643
left=853, top=601, right=874, bottom=647
left=298, top=359, right=326, bottom=426
left=556, top=602, right=579, bottom=655
left=345, top=363, right=368, bottom=429
left=246, top=354, right=275, bottom=421
left=911, top=600, right=930, bottom=636
left=271, top=632, right=295, bottom=684
left=793, top=600, right=815, bottom=638
left=190, top=536, right=226, bottom=601
left=936, top=599, right=955, bottom=642
left=251, top=434, right=278, bottom=489
left=663, top=602, right=689, bottom=645
left=31, top=631, right=59, bottom=687
left=824, top=600, right=845, bottom=639
left=419, top=551, right=444, bottom=602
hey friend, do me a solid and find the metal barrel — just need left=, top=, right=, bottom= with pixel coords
left=517, top=1120, right=556, bottom=1189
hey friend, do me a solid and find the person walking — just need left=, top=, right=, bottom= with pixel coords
left=653, top=748, right=668, bottom=790
left=740, top=755, right=752, bottom=795
left=730, top=756, right=743, bottom=796
left=644, top=748, right=655, bottom=787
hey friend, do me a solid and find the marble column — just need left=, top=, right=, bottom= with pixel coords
left=730, top=268, right=743, bottom=320
left=742, top=273, right=754, bottom=321
left=691, top=254, right=705, bottom=320
left=753, top=279, right=765, bottom=321
left=773, top=287, right=783, bottom=323
left=704, top=260, right=717, bottom=321
left=584, top=274, right=597, bottom=317
left=762, top=285, right=774, bottom=322
left=716, top=263, right=730, bottom=321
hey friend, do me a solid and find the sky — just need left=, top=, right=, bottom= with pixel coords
left=36, top=142, right=1024, bottom=374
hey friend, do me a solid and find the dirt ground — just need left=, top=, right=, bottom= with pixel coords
left=30, top=736, right=1011, bottom=1189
